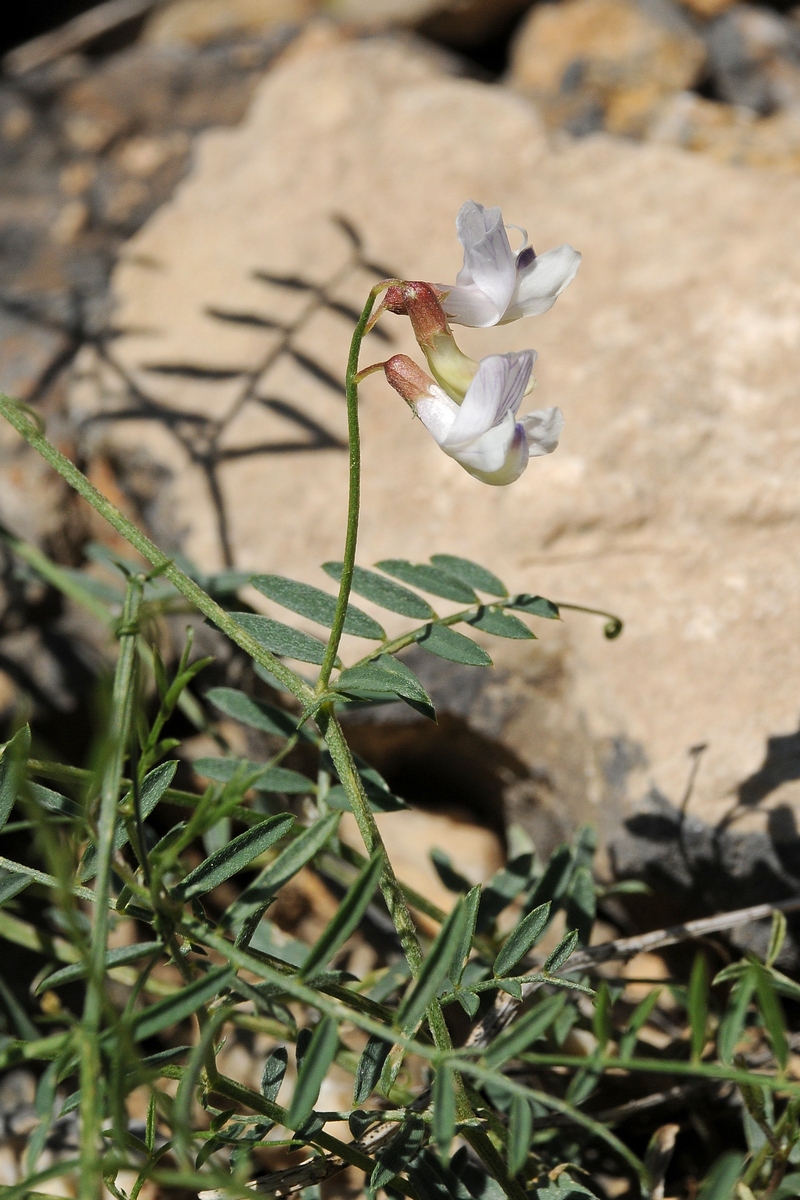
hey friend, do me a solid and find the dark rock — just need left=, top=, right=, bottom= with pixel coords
left=610, top=788, right=800, bottom=969
left=706, top=4, right=800, bottom=113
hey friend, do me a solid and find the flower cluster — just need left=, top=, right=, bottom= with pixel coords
left=376, top=200, right=580, bottom=486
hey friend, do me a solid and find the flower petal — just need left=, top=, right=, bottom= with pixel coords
left=450, top=417, right=530, bottom=486
left=454, top=200, right=517, bottom=320
left=442, top=352, right=535, bottom=450
left=439, top=284, right=503, bottom=328
left=520, top=406, right=564, bottom=457
left=414, top=385, right=460, bottom=447
left=504, top=245, right=582, bottom=322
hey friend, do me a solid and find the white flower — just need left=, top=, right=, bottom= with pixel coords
left=384, top=350, right=563, bottom=486
left=440, top=200, right=581, bottom=328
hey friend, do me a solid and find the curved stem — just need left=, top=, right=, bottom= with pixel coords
left=317, top=281, right=398, bottom=690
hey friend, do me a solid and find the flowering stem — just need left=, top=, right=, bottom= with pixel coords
left=317, top=280, right=399, bottom=691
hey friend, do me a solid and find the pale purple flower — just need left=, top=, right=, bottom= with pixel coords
left=440, top=200, right=581, bottom=328
left=384, top=350, right=563, bottom=486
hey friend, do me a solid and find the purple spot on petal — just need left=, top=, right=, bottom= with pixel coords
left=516, top=246, right=536, bottom=270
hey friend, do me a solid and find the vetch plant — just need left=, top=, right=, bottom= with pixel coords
left=0, top=202, right=790, bottom=1200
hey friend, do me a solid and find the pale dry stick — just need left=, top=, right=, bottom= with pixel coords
left=200, top=894, right=800, bottom=1198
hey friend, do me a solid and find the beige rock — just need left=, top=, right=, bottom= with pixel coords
left=508, top=0, right=707, bottom=136
left=144, top=0, right=316, bottom=45
left=650, top=90, right=800, bottom=168
left=340, top=807, right=504, bottom=924
left=69, top=39, right=800, bottom=848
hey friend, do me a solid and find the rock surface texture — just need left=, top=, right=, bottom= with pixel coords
left=507, top=0, right=707, bottom=136
left=70, top=39, right=800, bottom=848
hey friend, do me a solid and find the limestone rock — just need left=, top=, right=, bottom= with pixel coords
left=69, top=39, right=800, bottom=853
left=649, top=89, right=800, bottom=167
left=508, top=0, right=707, bottom=136
left=144, top=0, right=315, bottom=46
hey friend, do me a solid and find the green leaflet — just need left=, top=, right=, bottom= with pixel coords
left=36, top=941, right=163, bottom=993
left=0, top=726, right=30, bottom=832
left=543, top=930, right=579, bottom=975
left=223, top=811, right=341, bottom=931
left=81, top=759, right=178, bottom=880
left=449, top=886, right=481, bottom=987
left=333, top=656, right=435, bottom=721
left=301, top=851, right=383, bottom=979
left=484, top=993, right=567, bottom=1069
left=261, top=1046, right=288, bottom=1100
left=286, top=1017, right=339, bottom=1128
left=429, top=555, right=507, bottom=597
left=416, top=623, right=492, bottom=667
left=754, top=962, right=789, bottom=1070
left=0, top=870, right=30, bottom=905
left=27, top=783, right=82, bottom=822
left=432, top=1061, right=456, bottom=1163
left=397, top=895, right=471, bottom=1030
left=688, top=953, right=709, bottom=1064
left=251, top=573, right=385, bottom=640
left=323, top=562, right=434, bottom=619
left=508, top=1094, right=533, bottom=1175
left=493, top=902, right=551, bottom=977
left=508, top=594, right=560, bottom=620
left=717, top=971, right=756, bottom=1064
left=133, top=967, right=232, bottom=1041
left=192, top=757, right=314, bottom=794
left=206, top=686, right=302, bottom=738
left=173, top=812, right=295, bottom=900
left=467, top=608, right=534, bottom=640
left=353, top=1034, right=392, bottom=1104
left=696, top=1152, right=745, bottom=1200
left=375, top=559, right=477, bottom=604
left=232, top=613, right=333, bottom=666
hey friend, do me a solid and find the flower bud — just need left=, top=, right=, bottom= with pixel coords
left=383, top=354, right=435, bottom=406
left=398, top=282, right=478, bottom=402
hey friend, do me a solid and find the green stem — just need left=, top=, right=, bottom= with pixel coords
left=0, top=393, right=312, bottom=706
left=317, top=281, right=389, bottom=690
left=79, top=575, right=142, bottom=1200
left=319, top=707, right=473, bottom=1120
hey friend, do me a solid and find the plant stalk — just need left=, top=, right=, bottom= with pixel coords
left=78, top=575, right=143, bottom=1200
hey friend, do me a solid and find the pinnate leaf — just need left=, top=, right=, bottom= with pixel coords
left=323, top=562, right=434, bottom=618
left=251, top=574, right=384, bottom=640
left=286, top=1017, right=339, bottom=1127
left=376, top=559, right=477, bottom=604
left=430, top=555, right=507, bottom=597
left=232, top=613, right=332, bottom=665
left=174, top=812, right=294, bottom=899
left=467, top=608, right=534, bottom=640
left=508, top=595, right=560, bottom=620
left=193, top=757, right=313, bottom=794
left=494, top=902, right=551, bottom=977
left=485, top=993, right=566, bottom=1069
left=0, top=726, right=30, bottom=832
left=416, top=623, right=492, bottom=667
left=206, top=686, right=300, bottom=738
left=543, top=929, right=580, bottom=974
left=301, top=851, right=383, bottom=978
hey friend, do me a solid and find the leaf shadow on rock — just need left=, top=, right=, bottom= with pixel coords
left=76, top=217, right=397, bottom=566
left=611, top=724, right=800, bottom=970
